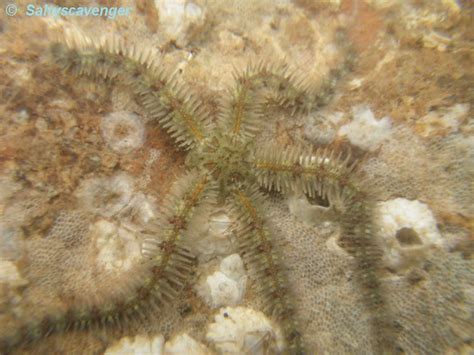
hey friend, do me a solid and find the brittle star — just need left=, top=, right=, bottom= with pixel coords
left=1, top=27, right=395, bottom=354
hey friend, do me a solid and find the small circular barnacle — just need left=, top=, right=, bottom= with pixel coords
left=101, top=111, right=145, bottom=154
left=74, top=173, right=134, bottom=218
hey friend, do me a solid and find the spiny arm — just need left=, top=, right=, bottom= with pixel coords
left=0, top=170, right=217, bottom=353
left=50, top=29, right=211, bottom=149
left=138, top=169, right=218, bottom=311
left=219, top=58, right=349, bottom=143
left=249, top=144, right=398, bottom=353
left=249, top=144, right=360, bottom=204
left=226, top=184, right=305, bottom=354
left=218, top=61, right=312, bottom=142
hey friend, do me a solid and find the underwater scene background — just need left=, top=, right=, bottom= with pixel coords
left=0, top=0, right=473, bottom=354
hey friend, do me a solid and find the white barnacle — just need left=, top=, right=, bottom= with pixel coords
left=74, top=173, right=134, bottom=218
left=101, top=111, right=145, bottom=154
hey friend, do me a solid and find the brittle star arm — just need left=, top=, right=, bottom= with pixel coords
left=218, top=59, right=347, bottom=143
left=50, top=30, right=211, bottom=149
left=0, top=170, right=216, bottom=353
left=218, top=61, right=314, bottom=142
left=226, top=184, right=305, bottom=354
left=248, top=144, right=398, bottom=353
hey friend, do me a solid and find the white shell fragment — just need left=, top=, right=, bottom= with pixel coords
left=338, top=105, right=392, bottom=151
left=105, top=335, right=164, bottom=355
left=164, top=333, right=209, bottom=355
left=207, top=306, right=285, bottom=354
left=197, top=254, right=247, bottom=308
